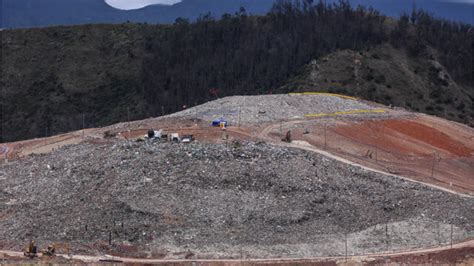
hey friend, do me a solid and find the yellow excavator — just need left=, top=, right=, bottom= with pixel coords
left=23, top=240, right=37, bottom=258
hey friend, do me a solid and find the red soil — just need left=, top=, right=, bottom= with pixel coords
left=333, top=120, right=473, bottom=157
left=383, top=120, right=472, bottom=157
left=292, top=117, right=474, bottom=194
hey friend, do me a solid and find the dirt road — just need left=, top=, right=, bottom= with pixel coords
left=1, top=240, right=472, bottom=263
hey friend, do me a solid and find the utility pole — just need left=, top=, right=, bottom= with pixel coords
left=324, top=123, right=327, bottom=149
left=450, top=223, right=453, bottom=249
left=431, top=151, right=439, bottom=179
left=437, top=222, right=441, bottom=245
left=345, top=231, right=348, bottom=261
left=238, top=106, right=242, bottom=128
left=82, top=113, right=85, bottom=139
left=280, top=121, right=283, bottom=140
left=240, top=245, right=243, bottom=266
left=161, top=106, right=165, bottom=117
left=375, top=123, right=381, bottom=163
left=194, top=102, right=198, bottom=122
left=127, top=107, right=131, bottom=140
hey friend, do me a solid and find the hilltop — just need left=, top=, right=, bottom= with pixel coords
left=280, top=44, right=474, bottom=123
left=2, top=0, right=473, bottom=29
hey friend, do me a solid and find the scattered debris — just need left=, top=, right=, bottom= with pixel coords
left=103, top=131, right=117, bottom=139
left=169, top=94, right=392, bottom=125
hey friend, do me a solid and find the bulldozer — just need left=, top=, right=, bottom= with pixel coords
left=23, top=240, right=37, bottom=258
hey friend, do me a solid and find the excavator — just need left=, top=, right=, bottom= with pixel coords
left=23, top=240, right=37, bottom=258
left=42, top=244, right=56, bottom=256
left=23, top=241, right=56, bottom=258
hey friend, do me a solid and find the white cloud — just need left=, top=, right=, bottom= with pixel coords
left=105, top=0, right=182, bottom=10
left=442, top=0, right=474, bottom=3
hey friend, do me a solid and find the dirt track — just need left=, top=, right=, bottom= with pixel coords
left=1, top=239, right=473, bottom=264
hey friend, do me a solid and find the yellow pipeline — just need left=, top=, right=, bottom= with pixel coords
left=288, top=92, right=356, bottom=100
left=305, top=109, right=386, bottom=117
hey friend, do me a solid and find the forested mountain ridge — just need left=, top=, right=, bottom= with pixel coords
left=2, top=0, right=473, bottom=29
left=1, top=1, right=473, bottom=142
left=1, top=0, right=276, bottom=29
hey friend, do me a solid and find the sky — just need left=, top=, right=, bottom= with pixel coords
left=105, top=0, right=182, bottom=10
left=442, top=0, right=474, bottom=3
left=105, top=0, right=473, bottom=10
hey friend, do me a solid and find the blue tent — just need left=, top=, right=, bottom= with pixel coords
left=211, top=118, right=228, bottom=127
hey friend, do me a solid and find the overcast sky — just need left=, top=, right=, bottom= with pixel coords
left=105, top=0, right=182, bottom=10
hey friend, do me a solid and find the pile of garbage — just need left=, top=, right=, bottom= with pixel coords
left=167, top=94, right=394, bottom=125
left=0, top=140, right=472, bottom=258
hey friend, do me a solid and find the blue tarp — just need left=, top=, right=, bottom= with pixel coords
left=211, top=118, right=228, bottom=127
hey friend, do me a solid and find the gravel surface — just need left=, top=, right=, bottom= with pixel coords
left=167, top=94, right=390, bottom=124
left=1, top=140, right=472, bottom=258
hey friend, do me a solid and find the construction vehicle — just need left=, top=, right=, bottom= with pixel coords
left=23, top=240, right=37, bottom=258
left=42, top=244, right=56, bottom=256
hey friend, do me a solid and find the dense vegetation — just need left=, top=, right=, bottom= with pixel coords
left=1, top=0, right=473, bottom=142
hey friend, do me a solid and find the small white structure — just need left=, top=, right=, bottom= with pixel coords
left=170, top=133, right=180, bottom=142
left=154, top=130, right=162, bottom=139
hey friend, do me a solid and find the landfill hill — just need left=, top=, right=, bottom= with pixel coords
left=1, top=93, right=473, bottom=261
left=1, top=140, right=473, bottom=259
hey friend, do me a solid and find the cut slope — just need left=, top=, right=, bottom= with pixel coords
left=334, top=120, right=472, bottom=157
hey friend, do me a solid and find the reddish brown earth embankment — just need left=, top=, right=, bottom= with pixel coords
left=333, top=119, right=472, bottom=157
left=289, top=115, right=474, bottom=194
